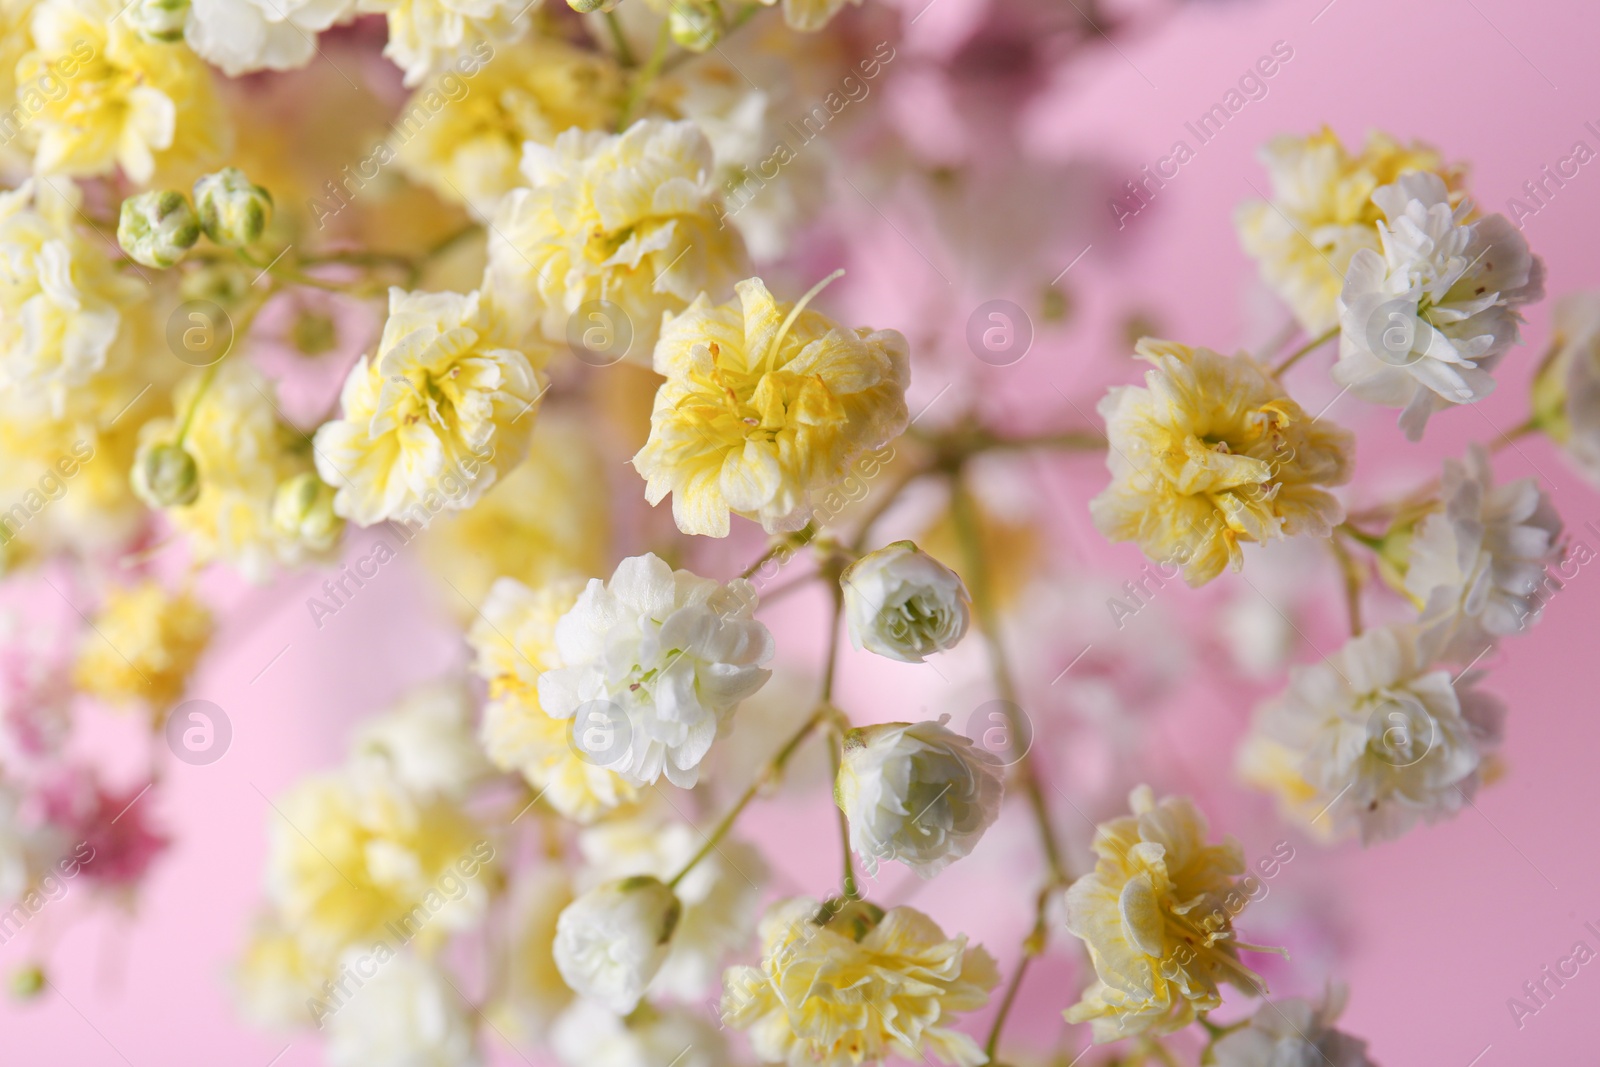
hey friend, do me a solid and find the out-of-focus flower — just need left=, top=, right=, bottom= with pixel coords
left=770, top=0, right=861, bottom=32
left=132, top=440, right=200, bottom=507
left=184, top=0, right=356, bottom=77
left=134, top=361, right=337, bottom=581
left=1532, top=291, right=1600, bottom=485
left=422, top=414, right=609, bottom=612
left=484, top=119, right=745, bottom=355
left=72, top=582, right=212, bottom=709
left=490, top=868, right=574, bottom=1043
left=232, top=913, right=331, bottom=1029
left=351, top=677, right=489, bottom=798
left=551, top=999, right=733, bottom=1067
left=1242, top=625, right=1503, bottom=844
left=1404, top=445, right=1561, bottom=655
left=842, top=541, right=970, bottom=663
left=117, top=189, right=200, bottom=268
left=836, top=717, right=1002, bottom=879
left=632, top=276, right=910, bottom=537
left=1211, top=985, right=1377, bottom=1067
left=193, top=167, right=273, bottom=247
left=358, top=0, right=522, bottom=86
left=0, top=181, right=144, bottom=417
left=553, top=875, right=681, bottom=1014
left=1063, top=785, right=1277, bottom=1043
left=323, top=951, right=483, bottom=1067
left=266, top=762, right=492, bottom=953
left=270, top=471, right=343, bottom=554
left=1090, top=339, right=1354, bottom=587
left=469, top=576, right=638, bottom=822
left=1237, top=128, right=1461, bottom=334
left=1333, top=173, right=1544, bottom=440
left=313, top=287, right=546, bottom=527
left=39, top=769, right=167, bottom=887
left=537, top=553, right=772, bottom=788
left=20, top=0, right=227, bottom=183
left=578, top=809, right=766, bottom=997
left=722, top=896, right=998, bottom=1067
left=395, top=37, right=622, bottom=219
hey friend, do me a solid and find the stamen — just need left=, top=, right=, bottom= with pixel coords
left=765, top=270, right=845, bottom=374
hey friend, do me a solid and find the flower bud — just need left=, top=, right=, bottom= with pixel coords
left=836, top=717, right=1004, bottom=879
left=117, top=190, right=200, bottom=269
left=272, top=472, right=343, bottom=552
left=841, top=541, right=971, bottom=663
left=128, top=0, right=189, bottom=41
left=553, top=875, right=680, bottom=1014
left=9, top=965, right=44, bottom=999
left=567, top=0, right=614, bottom=12
left=193, top=168, right=273, bottom=248
left=132, top=441, right=201, bottom=508
left=669, top=1, right=722, bottom=51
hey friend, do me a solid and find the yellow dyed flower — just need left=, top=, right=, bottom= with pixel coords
left=1237, top=127, right=1463, bottom=333
left=266, top=761, right=492, bottom=954
left=722, top=897, right=998, bottom=1067
left=232, top=913, right=333, bottom=1029
left=0, top=0, right=36, bottom=173
left=0, top=181, right=145, bottom=415
left=1064, top=785, right=1279, bottom=1043
left=421, top=412, right=609, bottom=612
left=468, top=576, right=638, bottom=823
left=134, top=361, right=339, bottom=582
left=394, top=37, right=622, bottom=219
left=633, top=275, right=910, bottom=537
left=20, top=0, right=227, bottom=184
left=484, top=118, right=746, bottom=356
left=313, top=287, right=547, bottom=527
left=73, top=581, right=212, bottom=709
left=1090, top=338, right=1354, bottom=587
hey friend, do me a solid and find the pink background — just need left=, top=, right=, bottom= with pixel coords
left=7, top=0, right=1600, bottom=1063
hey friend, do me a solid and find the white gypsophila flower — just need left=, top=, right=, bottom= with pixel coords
left=1404, top=444, right=1562, bottom=658
left=1247, top=624, right=1503, bottom=844
left=1211, top=986, right=1377, bottom=1067
left=552, top=876, right=681, bottom=1014
left=350, top=677, right=490, bottom=798
left=1542, top=291, right=1600, bottom=485
left=835, top=717, right=1004, bottom=879
left=1333, top=172, right=1544, bottom=441
left=536, top=553, right=772, bottom=788
left=323, top=952, right=483, bottom=1067
left=842, top=541, right=971, bottom=664
left=578, top=810, right=766, bottom=999
left=185, top=0, right=356, bottom=76
left=360, top=0, right=522, bottom=86
left=551, top=998, right=732, bottom=1067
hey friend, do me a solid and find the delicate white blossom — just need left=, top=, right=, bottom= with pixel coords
left=324, top=952, right=483, bottom=1067
left=1211, top=986, right=1377, bottom=1067
left=185, top=0, right=357, bottom=77
left=842, top=541, right=971, bottom=663
left=553, top=876, right=681, bottom=1014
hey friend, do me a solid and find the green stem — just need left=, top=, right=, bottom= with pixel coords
left=1270, top=326, right=1338, bottom=377
left=1490, top=416, right=1540, bottom=452
left=618, top=19, right=671, bottom=129
left=816, top=582, right=858, bottom=900
left=604, top=9, right=638, bottom=67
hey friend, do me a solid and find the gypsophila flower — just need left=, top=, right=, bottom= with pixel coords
left=128, top=0, right=191, bottom=41
left=193, top=168, right=273, bottom=247
left=350, top=678, right=489, bottom=798
left=1404, top=444, right=1562, bottom=655
left=1534, top=291, right=1600, bottom=486
left=633, top=275, right=910, bottom=537
left=358, top=0, right=520, bottom=86
left=842, top=541, right=970, bottom=663
left=536, top=553, right=773, bottom=788
left=552, top=875, right=681, bottom=1014
left=484, top=119, right=746, bottom=355
left=117, top=190, right=200, bottom=268
left=1333, top=172, right=1545, bottom=440
left=313, top=287, right=546, bottom=527
left=184, top=0, right=357, bottom=77
left=1242, top=625, right=1503, bottom=844
left=1063, top=785, right=1280, bottom=1043
left=1211, top=985, right=1377, bottom=1067
left=721, top=897, right=998, bottom=1067
left=1237, top=128, right=1462, bottom=334
left=835, top=717, right=1003, bottom=879
left=551, top=999, right=733, bottom=1067
left=72, top=582, right=212, bottom=710
left=323, top=952, right=483, bottom=1067
left=1090, top=338, right=1354, bottom=586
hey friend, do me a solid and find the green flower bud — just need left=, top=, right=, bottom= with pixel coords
left=9, top=965, right=45, bottom=999
left=193, top=168, right=273, bottom=248
left=128, top=0, right=190, bottom=41
left=669, top=0, right=722, bottom=51
left=118, top=190, right=200, bottom=269
left=133, top=441, right=201, bottom=508
left=568, top=0, right=613, bottom=12
left=271, top=472, right=343, bottom=551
